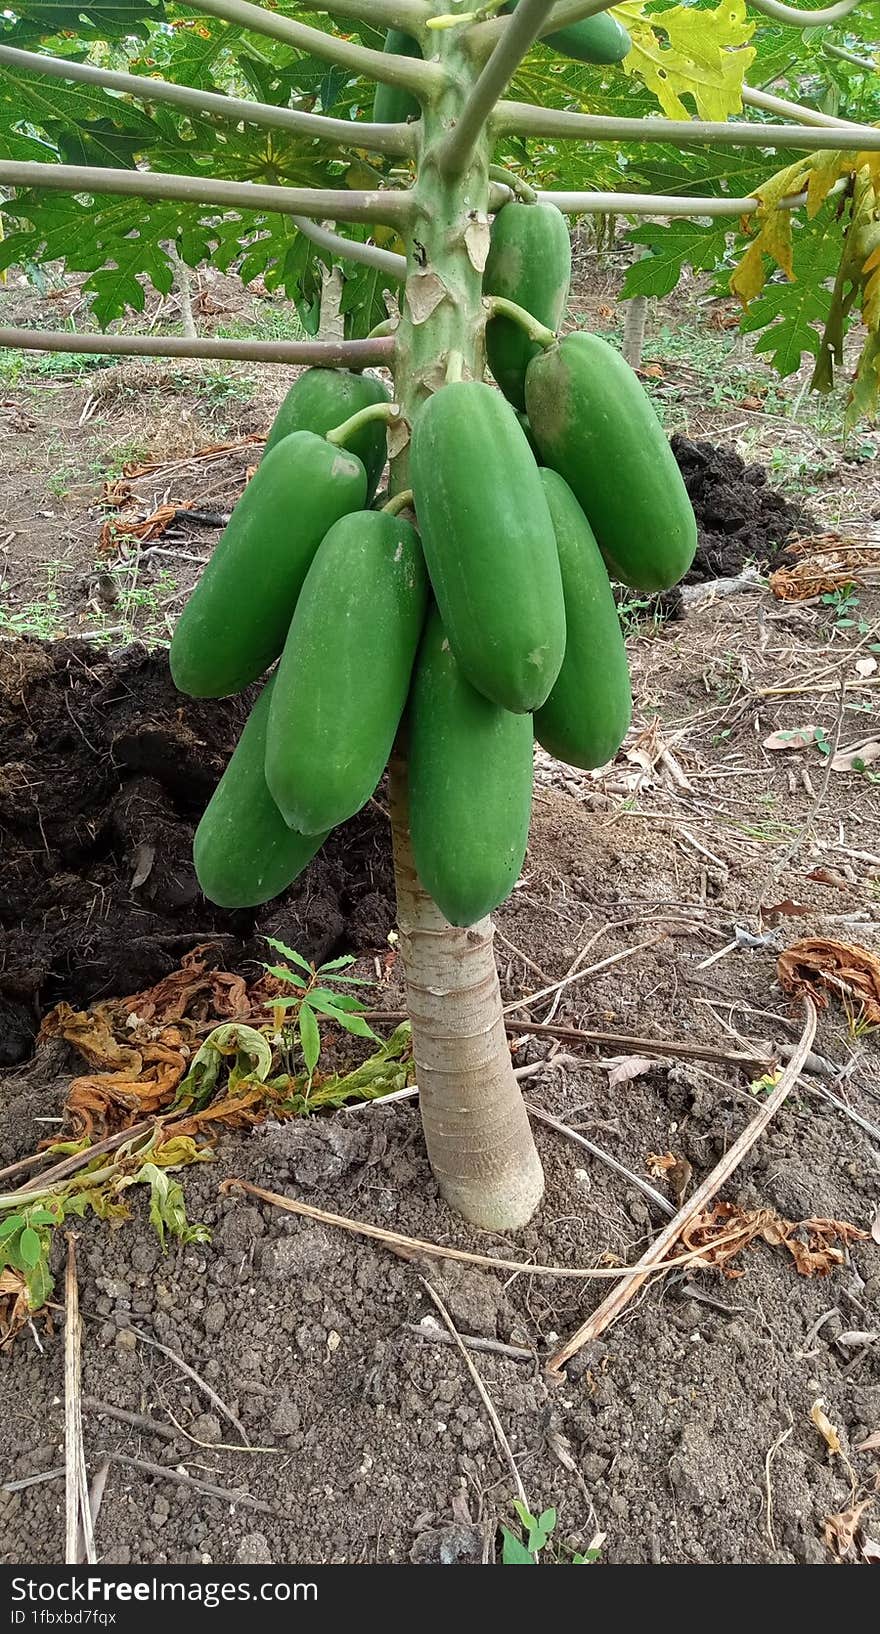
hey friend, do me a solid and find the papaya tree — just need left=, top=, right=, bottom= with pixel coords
left=0, top=0, right=878, bottom=1232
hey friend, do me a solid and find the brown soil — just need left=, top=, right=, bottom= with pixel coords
left=673, top=435, right=815, bottom=583
left=1, top=767, right=878, bottom=1566
left=2, top=589, right=880, bottom=1565
left=0, top=640, right=394, bottom=1071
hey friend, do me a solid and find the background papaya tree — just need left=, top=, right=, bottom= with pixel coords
left=0, top=0, right=878, bottom=1230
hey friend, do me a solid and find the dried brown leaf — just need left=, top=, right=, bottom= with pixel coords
left=811, top=1398, right=842, bottom=1455
left=679, top=1201, right=866, bottom=1280
left=99, top=502, right=184, bottom=555
left=761, top=898, right=812, bottom=925
left=856, top=1431, right=880, bottom=1454
left=778, top=938, right=880, bottom=1025
left=770, top=564, right=866, bottom=601
left=762, top=725, right=821, bottom=751
left=830, top=738, right=880, bottom=774
left=806, top=867, right=851, bottom=892
left=646, top=1150, right=677, bottom=1176
left=824, top=1496, right=874, bottom=1559
left=0, top=1268, right=30, bottom=1354
left=37, top=950, right=263, bottom=1139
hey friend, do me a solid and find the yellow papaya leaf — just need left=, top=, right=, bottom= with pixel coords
left=862, top=241, right=880, bottom=332
left=152, top=1135, right=214, bottom=1169
left=730, top=238, right=766, bottom=305
left=729, top=157, right=813, bottom=306
left=846, top=331, right=880, bottom=430
left=613, top=0, right=756, bottom=122
left=807, top=149, right=848, bottom=218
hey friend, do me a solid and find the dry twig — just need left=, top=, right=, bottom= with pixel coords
left=764, top=1420, right=794, bottom=1552
left=101, top=1452, right=287, bottom=1517
left=419, top=1276, right=528, bottom=1509
left=544, top=998, right=818, bottom=1374
left=78, top=1459, right=110, bottom=1565
left=362, top=1010, right=771, bottom=1074
left=511, top=1017, right=769, bottom=1073
left=83, top=1397, right=282, bottom=1455
left=2, top=1467, right=65, bottom=1493
left=502, top=937, right=661, bottom=1018
left=405, top=1324, right=534, bottom=1362
left=224, top=1180, right=762, bottom=1282
left=63, top=1234, right=95, bottom=1565
left=104, top=1322, right=251, bottom=1447
left=525, top=1105, right=676, bottom=1219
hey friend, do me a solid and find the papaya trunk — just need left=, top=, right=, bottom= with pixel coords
left=622, top=293, right=647, bottom=369
left=388, top=29, right=544, bottom=1230
left=389, top=758, right=544, bottom=1230
left=167, top=241, right=197, bottom=341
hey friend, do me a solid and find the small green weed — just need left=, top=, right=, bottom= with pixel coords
left=0, top=1133, right=212, bottom=1350
left=820, top=584, right=872, bottom=638
left=176, top=366, right=256, bottom=410
left=0, top=1202, right=59, bottom=1313
left=616, top=590, right=663, bottom=636
left=501, top=1501, right=604, bottom=1565
left=217, top=307, right=305, bottom=344
left=1, top=942, right=409, bottom=1349
left=0, top=566, right=66, bottom=639
left=262, top=937, right=378, bottom=1087
left=0, top=347, right=111, bottom=386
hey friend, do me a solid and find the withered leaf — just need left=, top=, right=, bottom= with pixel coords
left=824, top=1496, right=874, bottom=1560
left=761, top=898, right=812, bottom=925
left=831, top=738, right=880, bottom=774
left=805, top=867, right=851, bottom=891
left=778, top=937, right=880, bottom=1025
left=0, top=1267, right=30, bottom=1355
left=679, top=1201, right=866, bottom=1280
left=646, top=1150, right=677, bottom=1176
left=762, top=725, right=821, bottom=751
left=810, top=1398, right=842, bottom=1455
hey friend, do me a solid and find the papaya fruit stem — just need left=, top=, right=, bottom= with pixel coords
left=325, top=401, right=401, bottom=447
left=488, top=163, right=537, bottom=203
left=425, top=11, right=476, bottom=27
left=484, top=294, right=556, bottom=348
left=367, top=316, right=399, bottom=339
left=381, top=488, right=415, bottom=515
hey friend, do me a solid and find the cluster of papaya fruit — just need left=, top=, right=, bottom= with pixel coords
left=172, top=200, right=696, bottom=932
